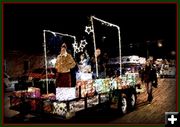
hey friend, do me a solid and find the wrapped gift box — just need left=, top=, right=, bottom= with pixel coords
left=76, top=80, right=86, bottom=98
left=52, top=102, right=67, bottom=116
left=52, top=102, right=75, bottom=117
left=100, top=94, right=109, bottom=103
left=103, top=78, right=111, bottom=91
left=56, top=87, right=76, bottom=101
left=111, top=78, right=122, bottom=89
left=76, top=72, right=92, bottom=80
left=86, top=80, right=95, bottom=97
left=43, top=100, right=53, bottom=113
left=70, top=99, right=85, bottom=112
left=10, top=90, right=29, bottom=106
left=10, top=98, right=22, bottom=106
left=12, top=90, right=28, bottom=98
left=94, top=79, right=111, bottom=93
left=27, top=87, right=41, bottom=98
left=41, top=93, right=56, bottom=100
left=78, top=65, right=91, bottom=73
left=94, top=79, right=103, bottom=93
left=87, top=95, right=98, bottom=108
left=76, top=80, right=95, bottom=98
left=125, top=72, right=138, bottom=84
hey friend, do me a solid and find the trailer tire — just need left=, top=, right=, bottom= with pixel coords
left=118, top=93, right=128, bottom=114
left=128, top=91, right=137, bottom=111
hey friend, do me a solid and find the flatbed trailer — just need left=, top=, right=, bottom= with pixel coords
left=9, top=81, right=138, bottom=119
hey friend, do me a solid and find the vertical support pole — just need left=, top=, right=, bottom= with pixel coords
left=43, top=30, right=49, bottom=95
left=90, top=16, right=99, bottom=78
left=117, top=27, right=122, bottom=76
left=73, top=37, right=76, bottom=58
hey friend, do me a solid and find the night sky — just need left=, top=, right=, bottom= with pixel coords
left=4, top=3, right=176, bottom=59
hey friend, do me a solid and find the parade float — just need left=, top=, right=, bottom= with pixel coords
left=9, top=16, right=139, bottom=119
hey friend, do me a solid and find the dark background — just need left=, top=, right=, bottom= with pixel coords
left=4, top=3, right=176, bottom=59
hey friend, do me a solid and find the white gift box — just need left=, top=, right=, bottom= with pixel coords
left=52, top=102, right=75, bottom=118
left=76, top=72, right=92, bottom=80
left=56, top=87, right=76, bottom=101
left=52, top=102, right=67, bottom=116
left=27, top=87, right=41, bottom=98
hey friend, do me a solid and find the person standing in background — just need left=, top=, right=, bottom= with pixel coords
left=55, top=43, right=76, bottom=87
left=144, top=61, right=154, bottom=103
left=91, top=48, right=106, bottom=79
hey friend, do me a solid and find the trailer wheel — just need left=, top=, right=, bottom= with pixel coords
left=119, top=94, right=127, bottom=114
left=128, top=92, right=136, bottom=110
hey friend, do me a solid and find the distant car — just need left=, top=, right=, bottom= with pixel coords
left=28, top=68, right=57, bottom=81
left=160, top=65, right=176, bottom=78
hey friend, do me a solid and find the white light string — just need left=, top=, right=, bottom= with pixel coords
left=72, top=39, right=88, bottom=54
left=43, top=30, right=76, bottom=94
left=90, top=16, right=122, bottom=77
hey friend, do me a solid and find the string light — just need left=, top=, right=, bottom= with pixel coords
left=85, top=26, right=93, bottom=35
left=72, top=39, right=88, bottom=53
left=80, top=39, right=88, bottom=47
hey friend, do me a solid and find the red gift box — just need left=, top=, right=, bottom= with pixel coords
left=76, top=80, right=86, bottom=98
left=12, top=90, right=28, bottom=97
left=10, top=98, right=22, bottom=106
left=86, top=80, right=95, bottom=97
left=27, top=87, right=41, bottom=98
left=76, top=80, right=95, bottom=98
left=41, top=93, right=56, bottom=100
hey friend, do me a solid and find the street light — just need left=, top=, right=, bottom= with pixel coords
left=171, top=51, right=176, bottom=56
left=157, top=40, right=163, bottom=48
left=146, top=39, right=164, bottom=59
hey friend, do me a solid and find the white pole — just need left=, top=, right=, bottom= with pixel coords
left=90, top=16, right=99, bottom=78
left=73, top=36, right=76, bottom=57
left=43, top=30, right=49, bottom=94
left=117, top=27, right=122, bottom=76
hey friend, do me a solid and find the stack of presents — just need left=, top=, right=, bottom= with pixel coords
left=10, top=74, right=136, bottom=118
